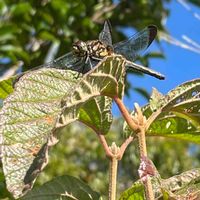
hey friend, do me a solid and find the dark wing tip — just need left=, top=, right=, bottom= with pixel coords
left=147, top=25, right=157, bottom=47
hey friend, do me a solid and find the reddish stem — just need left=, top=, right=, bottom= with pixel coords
left=118, top=136, right=134, bottom=160
left=97, top=133, right=113, bottom=158
left=113, top=96, right=138, bottom=131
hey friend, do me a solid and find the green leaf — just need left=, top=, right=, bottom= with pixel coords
left=0, top=169, right=13, bottom=199
left=59, top=55, right=126, bottom=131
left=10, top=2, right=32, bottom=16
left=123, top=79, right=200, bottom=143
left=160, top=168, right=200, bottom=199
left=79, top=96, right=113, bottom=134
left=149, top=87, right=164, bottom=111
left=39, top=31, right=57, bottom=42
left=119, top=182, right=145, bottom=200
left=0, top=45, right=22, bottom=52
left=119, top=169, right=200, bottom=199
left=0, top=76, right=15, bottom=99
left=0, top=68, right=80, bottom=198
left=0, top=55, right=126, bottom=198
left=22, top=175, right=101, bottom=200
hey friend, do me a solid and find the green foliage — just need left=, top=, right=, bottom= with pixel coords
left=1, top=54, right=200, bottom=199
left=0, top=0, right=167, bottom=90
left=1, top=1, right=200, bottom=200
left=188, top=0, right=200, bottom=7
left=0, top=55, right=126, bottom=198
left=22, top=175, right=101, bottom=200
left=0, top=76, right=14, bottom=99
left=124, top=79, right=200, bottom=143
left=119, top=169, right=200, bottom=199
left=0, top=68, right=81, bottom=198
left=119, top=182, right=145, bottom=200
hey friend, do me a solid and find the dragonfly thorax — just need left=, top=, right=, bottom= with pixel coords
left=73, top=40, right=113, bottom=60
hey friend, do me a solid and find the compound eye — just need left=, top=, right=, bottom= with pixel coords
left=72, top=45, right=79, bottom=52
left=73, top=40, right=87, bottom=53
left=79, top=41, right=86, bottom=47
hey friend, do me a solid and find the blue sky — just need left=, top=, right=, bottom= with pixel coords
left=113, top=0, right=200, bottom=115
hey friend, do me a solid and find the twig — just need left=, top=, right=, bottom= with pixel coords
left=134, top=104, right=155, bottom=200
left=118, top=136, right=134, bottom=160
left=113, top=96, right=139, bottom=131
left=96, top=132, right=134, bottom=200
left=114, top=98, right=155, bottom=200
left=97, top=133, right=113, bottom=158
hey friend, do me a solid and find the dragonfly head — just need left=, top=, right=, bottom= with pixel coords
left=73, top=40, right=88, bottom=55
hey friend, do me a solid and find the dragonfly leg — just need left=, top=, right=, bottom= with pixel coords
left=80, top=56, right=93, bottom=74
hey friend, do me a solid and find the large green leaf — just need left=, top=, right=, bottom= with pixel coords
left=0, top=68, right=80, bottom=198
left=58, top=55, right=126, bottom=130
left=78, top=96, right=113, bottom=134
left=123, top=79, right=200, bottom=143
left=22, top=175, right=101, bottom=200
left=0, top=55, right=126, bottom=198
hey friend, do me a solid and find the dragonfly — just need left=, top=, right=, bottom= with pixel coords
left=19, top=21, right=165, bottom=80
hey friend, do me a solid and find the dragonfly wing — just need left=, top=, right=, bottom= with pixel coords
left=13, top=51, right=86, bottom=85
left=99, top=20, right=113, bottom=47
left=114, top=25, right=157, bottom=62
left=46, top=51, right=86, bottom=73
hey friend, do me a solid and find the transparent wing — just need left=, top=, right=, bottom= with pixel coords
left=45, top=51, right=85, bottom=72
left=25, top=51, right=87, bottom=74
left=99, top=20, right=113, bottom=47
left=114, top=25, right=157, bottom=62
left=13, top=51, right=87, bottom=84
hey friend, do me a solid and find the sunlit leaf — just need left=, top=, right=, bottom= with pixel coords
left=119, top=168, right=200, bottom=199
left=160, top=168, right=200, bottom=199
left=119, top=182, right=145, bottom=200
left=0, top=68, right=80, bottom=198
left=123, top=79, right=200, bottom=143
left=58, top=55, right=126, bottom=131
left=10, top=2, right=32, bottom=16
left=0, top=55, right=126, bottom=198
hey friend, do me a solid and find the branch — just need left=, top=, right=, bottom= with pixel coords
left=118, top=136, right=134, bottom=160
left=97, top=133, right=113, bottom=158
left=114, top=96, right=139, bottom=131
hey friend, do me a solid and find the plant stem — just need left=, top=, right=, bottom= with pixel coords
left=118, top=136, right=134, bottom=160
left=96, top=133, right=134, bottom=200
left=109, top=157, right=118, bottom=200
left=113, top=97, right=138, bottom=131
left=114, top=98, right=155, bottom=200
left=108, top=143, right=119, bottom=200
left=137, top=127, right=147, bottom=157
left=138, top=127, right=155, bottom=200
left=97, top=133, right=113, bottom=157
